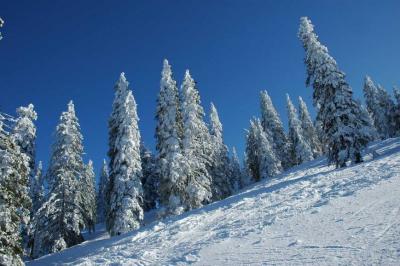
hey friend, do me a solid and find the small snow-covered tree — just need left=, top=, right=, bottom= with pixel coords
left=181, top=70, right=212, bottom=209
left=230, top=147, right=242, bottom=191
left=30, top=161, right=44, bottom=215
left=298, top=17, right=375, bottom=167
left=260, top=90, right=290, bottom=169
left=392, top=87, right=400, bottom=136
left=107, top=73, right=144, bottom=236
left=96, top=159, right=108, bottom=223
left=31, top=101, right=85, bottom=258
left=0, top=116, right=31, bottom=265
left=377, top=84, right=396, bottom=137
left=0, top=18, right=4, bottom=40
left=12, top=104, right=37, bottom=179
left=155, top=60, right=187, bottom=216
left=209, top=103, right=232, bottom=201
left=245, top=118, right=281, bottom=182
left=140, top=144, right=159, bottom=211
left=364, top=76, right=395, bottom=139
left=298, top=96, right=322, bottom=157
left=80, top=160, right=96, bottom=233
left=245, top=119, right=260, bottom=181
left=287, top=94, right=313, bottom=165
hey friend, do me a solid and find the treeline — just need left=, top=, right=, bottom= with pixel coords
left=1, top=16, right=400, bottom=265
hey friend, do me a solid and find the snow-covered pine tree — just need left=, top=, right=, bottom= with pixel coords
left=256, top=119, right=282, bottom=179
left=181, top=70, right=212, bottom=209
left=31, top=101, right=85, bottom=258
left=364, top=77, right=395, bottom=139
left=140, top=144, right=159, bottom=211
left=260, top=90, right=291, bottom=169
left=245, top=118, right=281, bottom=182
left=245, top=119, right=260, bottom=181
left=30, top=161, right=44, bottom=214
left=155, top=60, right=187, bottom=216
left=80, top=160, right=96, bottom=233
left=377, top=84, right=396, bottom=137
left=106, top=73, right=144, bottom=236
left=394, top=87, right=400, bottom=105
left=12, top=104, right=37, bottom=179
left=230, top=146, right=242, bottom=191
left=209, top=103, right=232, bottom=201
left=0, top=17, right=3, bottom=40
left=298, top=96, right=322, bottom=157
left=0, top=115, right=31, bottom=265
left=287, top=94, right=314, bottom=165
left=392, top=87, right=400, bottom=136
left=298, top=17, right=375, bottom=167
left=96, top=159, right=108, bottom=223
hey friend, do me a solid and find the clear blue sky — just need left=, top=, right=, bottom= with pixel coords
left=1, top=0, right=400, bottom=176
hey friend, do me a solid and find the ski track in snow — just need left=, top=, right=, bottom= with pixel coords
left=27, top=138, right=400, bottom=265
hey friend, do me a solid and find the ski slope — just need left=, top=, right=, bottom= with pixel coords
left=27, top=138, right=400, bottom=265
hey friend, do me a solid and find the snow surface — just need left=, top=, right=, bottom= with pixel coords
left=27, top=138, right=400, bottom=265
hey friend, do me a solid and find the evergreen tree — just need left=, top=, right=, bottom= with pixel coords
left=31, top=101, right=85, bottom=258
left=12, top=104, right=37, bottom=179
left=155, top=60, right=187, bottom=216
left=363, top=76, right=393, bottom=139
left=181, top=70, right=212, bottom=209
left=287, top=94, right=314, bottom=165
left=209, top=103, right=232, bottom=200
left=107, top=73, right=144, bottom=236
left=392, top=87, right=400, bottom=136
left=230, top=147, right=242, bottom=191
left=245, top=118, right=281, bottom=182
left=30, top=161, right=44, bottom=214
left=260, top=90, right=290, bottom=169
left=0, top=116, right=31, bottom=265
left=298, top=17, right=375, bottom=167
left=96, top=159, right=108, bottom=223
left=377, top=84, right=396, bottom=137
left=140, top=144, right=159, bottom=211
left=80, top=160, right=96, bottom=233
left=298, top=96, right=322, bottom=157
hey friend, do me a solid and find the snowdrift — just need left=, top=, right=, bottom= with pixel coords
left=27, top=138, right=400, bottom=265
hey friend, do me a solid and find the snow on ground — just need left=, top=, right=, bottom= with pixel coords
left=27, top=138, right=400, bottom=265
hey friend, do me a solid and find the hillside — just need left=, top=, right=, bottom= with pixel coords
left=27, top=138, right=400, bottom=265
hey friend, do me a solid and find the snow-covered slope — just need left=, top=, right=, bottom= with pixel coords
left=27, top=138, right=400, bottom=265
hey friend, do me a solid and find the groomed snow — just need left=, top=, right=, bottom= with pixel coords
left=27, top=138, right=400, bottom=265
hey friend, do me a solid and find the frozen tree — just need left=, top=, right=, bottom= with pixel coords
left=392, top=87, right=400, bottom=136
left=363, top=76, right=393, bottom=139
left=181, top=70, right=212, bottom=209
left=260, top=90, right=291, bottom=169
left=96, top=159, right=108, bottom=223
left=298, top=17, right=375, bottom=167
left=245, top=119, right=260, bottom=181
left=80, top=160, right=96, bottom=233
left=287, top=94, right=314, bottom=165
left=12, top=104, right=37, bottom=179
left=245, top=118, right=281, bottom=182
left=298, top=96, right=322, bottom=157
left=140, top=144, right=159, bottom=211
left=394, top=87, right=400, bottom=105
left=107, top=73, right=144, bottom=236
left=0, top=18, right=3, bottom=40
left=31, top=101, right=85, bottom=258
left=377, top=84, right=396, bottom=137
left=230, top=147, right=242, bottom=191
left=30, top=161, right=44, bottom=215
left=0, top=117, right=31, bottom=265
left=209, top=103, right=232, bottom=200
left=155, top=60, right=187, bottom=216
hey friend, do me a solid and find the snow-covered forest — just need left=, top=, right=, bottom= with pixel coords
left=1, top=16, right=400, bottom=265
